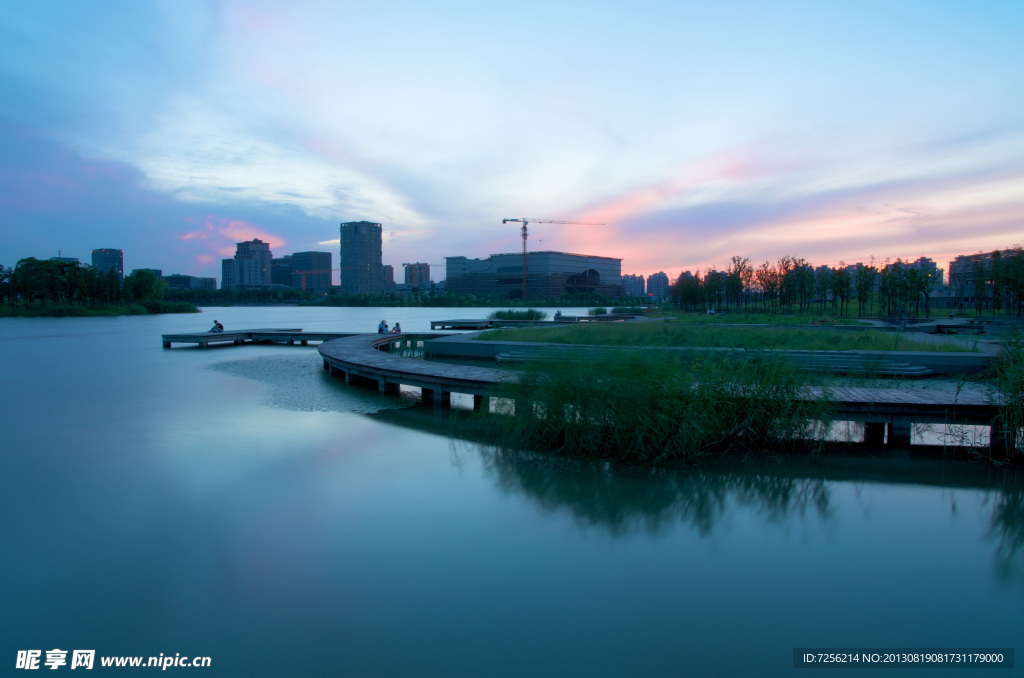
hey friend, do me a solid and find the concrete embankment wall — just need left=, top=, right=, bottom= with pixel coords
left=425, top=333, right=994, bottom=375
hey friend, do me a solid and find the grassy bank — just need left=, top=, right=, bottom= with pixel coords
left=0, top=300, right=198, bottom=317
left=479, top=352, right=832, bottom=462
left=478, top=322, right=976, bottom=352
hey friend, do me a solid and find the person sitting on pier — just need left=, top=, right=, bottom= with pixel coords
left=209, top=320, right=224, bottom=333
left=391, top=323, right=402, bottom=334
left=555, top=310, right=562, bottom=318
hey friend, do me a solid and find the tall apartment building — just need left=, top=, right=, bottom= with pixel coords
left=646, top=271, right=669, bottom=300
left=222, top=239, right=272, bottom=289
left=91, top=249, right=123, bottom=280
left=622, top=274, right=646, bottom=298
left=339, top=221, right=383, bottom=295
left=404, top=262, right=430, bottom=290
left=383, top=265, right=395, bottom=292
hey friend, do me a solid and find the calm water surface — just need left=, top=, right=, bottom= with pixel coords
left=1, top=307, right=1022, bottom=676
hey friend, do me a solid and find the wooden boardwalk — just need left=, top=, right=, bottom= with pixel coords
left=318, top=334, right=1009, bottom=450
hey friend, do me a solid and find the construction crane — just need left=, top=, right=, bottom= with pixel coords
left=502, top=218, right=605, bottom=301
left=294, top=267, right=339, bottom=293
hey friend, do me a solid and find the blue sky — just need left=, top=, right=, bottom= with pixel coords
left=2, top=0, right=1022, bottom=282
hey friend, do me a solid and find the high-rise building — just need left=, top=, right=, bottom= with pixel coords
left=91, top=249, right=123, bottom=280
left=404, top=262, right=430, bottom=290
left=224, top=239, right=272, bottom=289
left=382, top=265, right=395, bottom=292
left=339, top=221, right=383, bottom=295
left=622, top=274, right=646, bottom=298
left=646, top=271, right=669, bottom=300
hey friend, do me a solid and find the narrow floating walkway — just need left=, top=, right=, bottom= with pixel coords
left=319, top=333, right=1009, bottom=452
left=319, top=333, right=512, bottom=407
left=162, top=328, right=357, bottom=348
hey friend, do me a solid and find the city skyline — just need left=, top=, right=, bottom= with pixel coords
left=1, top=1, right=1022, bottom=282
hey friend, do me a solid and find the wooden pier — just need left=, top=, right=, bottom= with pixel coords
left=162, top=328, right=357, bottom=348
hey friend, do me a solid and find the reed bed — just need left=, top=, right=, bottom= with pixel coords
left=478, top=322, right=975, bottom=352
left=481, top=352, right=833, bottom=463
left=488, top=308, right=548, bottom=321
left=991, top=336, right=1024, bottom=459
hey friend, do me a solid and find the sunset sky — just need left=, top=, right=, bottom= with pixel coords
left=2, top=0, right=1022, bottom=282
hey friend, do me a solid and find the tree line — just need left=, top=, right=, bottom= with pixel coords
left=666, top=247, right=1024, bottom=318
left=0, top=258, right=166, bottom=309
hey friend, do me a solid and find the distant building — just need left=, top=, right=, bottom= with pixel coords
left=290, top=251, right=332, bottom=295
left=223, top=239, right=272, bottom=289
left=382, top=265, right=395, bottom=292
left=164, top=274, right=216, bottom=291
left=50, top=256, right=80, bottom=264
left=622, top=274, right=646, bottom=298
left=91, top=249, right=123, bottom=280
left=404, top=262, right=430, bottom=291
left=445, top=251, right=621, bottom=300
left=131, top=268, right=162, bottom=278
left=339, top=221, right=383, bottom=295
left=646, top=271, right=669, bottom=300
left=221, top=259, right=234, bottom=289
left=271, top=255, right=294, bottom=286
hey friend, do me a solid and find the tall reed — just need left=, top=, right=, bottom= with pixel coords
left=992, top=335, right=1024, bottom=459
left=482, top=351, right=833, bottom=463
left=488, top=308, right=548, bottom=321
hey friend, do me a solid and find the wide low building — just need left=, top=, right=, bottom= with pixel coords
left=445, top=251, right=622, bottom=300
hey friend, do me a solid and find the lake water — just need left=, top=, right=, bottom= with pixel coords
left=1, top=307, right=1022, bottom=676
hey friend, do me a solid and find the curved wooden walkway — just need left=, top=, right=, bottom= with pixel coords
left=319, top=333, right=514, bottom=406
left=318, top=333, right=1010, bottom=451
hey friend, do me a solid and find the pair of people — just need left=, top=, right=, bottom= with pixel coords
left=378, top=320, right=403, bottom=334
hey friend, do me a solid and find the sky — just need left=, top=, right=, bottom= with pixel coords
left=1, top=0, right=1022, bottom=283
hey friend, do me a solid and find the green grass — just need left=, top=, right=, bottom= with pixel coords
left=480, top=352, right=833, bottom=462
left=477, top=322, right=976, bottom=352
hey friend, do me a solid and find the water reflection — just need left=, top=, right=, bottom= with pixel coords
left=988, top=483, right=1024, bottom=564
left=475, top=447, right=832, bottom=536
left=208, top=354, right=416, bottom=413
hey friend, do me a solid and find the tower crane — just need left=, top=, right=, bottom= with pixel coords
left=502, top=218, right=605, bottom=301
left=293, top=267, right=339, bottom=292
